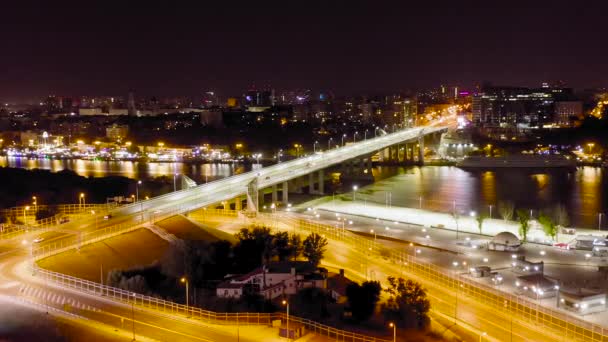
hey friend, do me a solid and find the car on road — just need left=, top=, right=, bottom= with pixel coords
left=33, top=236, right=44, bottom=243
left=104, top=214, right=112, bottom=220
left=553, top=242, right=572, bottom=250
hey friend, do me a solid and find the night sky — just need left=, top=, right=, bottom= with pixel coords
left=2, top=0, right=608, bottom=102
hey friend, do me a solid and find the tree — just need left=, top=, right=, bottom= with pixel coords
left=273, top=231, right=291, bottom=261
left=475, top=213, right=488, bottom=235
left=288, top=234, right=303, bottom=261
left=302, top=233, right=328, bottom=267
left=234, top=226, right=274, bottom=271
left=516, top=209, right=530, bottom=242
left=383, top=276, right=430, bottom=329
left=499, top=201, right=515, bottom=221
left=539, top=213, right=558, bottom=241
left=346, top=281, right=381, bottom=321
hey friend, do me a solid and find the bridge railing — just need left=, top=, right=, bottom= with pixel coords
left=270, top=213, right=608, bottom=342
left=107, top=126, right=439, bottom=217
left=32, top=265, right=387, bottom=341
left=31, top=209, right=390, bottom=342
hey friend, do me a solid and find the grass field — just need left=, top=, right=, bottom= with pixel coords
left=37, top=229, right=169, bottom=282
left=158, top=215, right=238, bottom=243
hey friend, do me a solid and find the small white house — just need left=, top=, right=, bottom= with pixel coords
left=216, top=262, right=324, bottom=300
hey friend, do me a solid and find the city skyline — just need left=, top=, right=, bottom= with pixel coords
left=3, top=0, right=608, bottom=102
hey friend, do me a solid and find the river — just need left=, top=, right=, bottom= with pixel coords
left=2, top=156, right=605, bottom=228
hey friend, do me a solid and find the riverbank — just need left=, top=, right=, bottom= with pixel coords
left=301, top=198, right=605, bottom=244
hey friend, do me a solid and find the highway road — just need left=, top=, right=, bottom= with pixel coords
left=273, top=211, right=588, bottom=342
left=0, top=125, right=447, bottom=341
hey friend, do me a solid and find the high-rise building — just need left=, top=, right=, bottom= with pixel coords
left=472, top=85, right=575, bottom=129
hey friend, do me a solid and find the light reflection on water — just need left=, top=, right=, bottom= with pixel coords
left=366, top=165, right=605, bottom=229
left=2, top=156, right=606, bottom=228
left=0, top=156, right=248, bottom=183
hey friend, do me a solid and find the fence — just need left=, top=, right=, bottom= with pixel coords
left=32, top=265, right=387, bottom=342
left=31, top=208, right=389, bottom=342
left=271, top=213, right=608, bottom=342
left=0, top=224, right=29, bottom=240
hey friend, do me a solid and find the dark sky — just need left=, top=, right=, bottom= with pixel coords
left=2, top=0, right=608, bottom=102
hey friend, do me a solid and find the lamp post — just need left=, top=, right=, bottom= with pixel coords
left=32, top=196, right=37, bottom=213
left=136, top=180, right=142, bottom=202
left=479, top=332, right=487, bottom=342
left=313, top=141, right=318, bottom=153
left=282, top=299, right=290, bottom=340
left=599, top=213, right=603, bottom=231
left=173, top=173, right=178, bottom=192
left=23, top=206, right=30, bottom=225
left=389, top=322, right=396, bottom=342
left=364, top=129, right=369, bottom=140
left=79, top=193, right=85, bottom=208
left=352, top=185, right=358, bottom=201
left=181, top=277, right=189, bottom=315
left=328, top=138, right=333, bottom=150
left=353, top=131, right=358, bottom=143
left=91, top=210, right=98, bottom=230
left=131, top=292, right=136, bottom=341
left=341, top=134, right=347, bottom=146
left=370, top=229, right=376, bottom=242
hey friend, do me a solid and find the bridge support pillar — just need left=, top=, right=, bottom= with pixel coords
left=318, top=170, right=324, bottom=195
left=282, top=181, right=288, bottom=204
left=235, top=197, right=242, bottom=211
left=308, top=173, right=315, bottom=194
left=272, top=184, right=278, bottom=204
left=418, top=136, right=425, bottom=165
left=247, top=179, right=259, bottom=212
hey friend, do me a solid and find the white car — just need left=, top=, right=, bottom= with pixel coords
left=33, top=237, right=44, bottom=243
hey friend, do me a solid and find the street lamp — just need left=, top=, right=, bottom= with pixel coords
left=282, top=299, right=290, bottom=340
left=135, top=180, right=142, bottom=202
left=341, top=134, right=347, bottom=146
left=479, top=332, right=487, bottom=342
left=352, top=185, right=358, bottom=201
left=353, top=131, right=358, bottom=143
left=181, top=277, right=189, bottom=314
left=313, top=141, right=319, bottom=153
left=23, top=206, right=30, bottom=225
left=370, top=229, right=376, bottom=242
left=79, top=193, right=85, bottom=208
left=328, top=138, right=333, bottom=150
left=364, top=129, right=369, bottom=140
left=91, top=210, right=98, bottom=230
left=32, top=196, right=37, bottom=212
left=599, top=213, right=603, bottom=231
left=388, top=322, right=396, bottom=342
left=173, top=173, right=178, bottom=192
left=488, top=204, right=493, bottom=219
left=131, top=292, right=136, bottom=341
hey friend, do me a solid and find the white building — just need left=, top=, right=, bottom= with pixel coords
left=216, top=262, right=325, bottom=300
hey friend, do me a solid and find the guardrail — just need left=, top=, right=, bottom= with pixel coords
left=31, top=207, right=390, bottom=342
left=271, top=213, right=608, bottom=342
left=32, top=265, right=388, bottom=342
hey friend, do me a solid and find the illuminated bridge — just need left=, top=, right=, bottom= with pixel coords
left=111, top=125, right=447, bottom=219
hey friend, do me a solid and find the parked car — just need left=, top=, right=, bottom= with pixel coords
left=553, top=242, right=572, bottom=250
